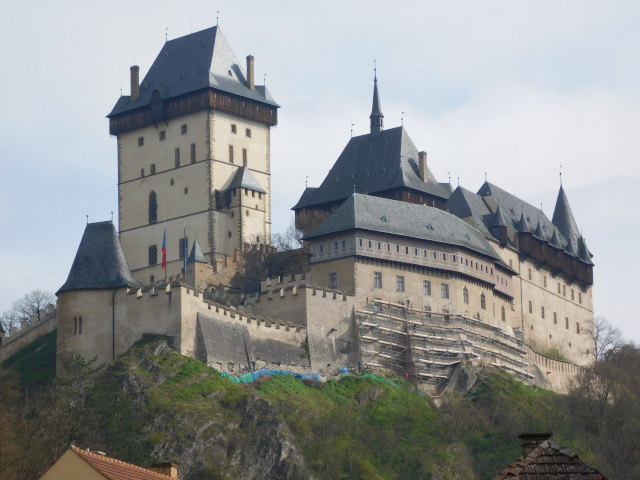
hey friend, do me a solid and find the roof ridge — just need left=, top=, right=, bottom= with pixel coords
left=71, top=445, right=178, bottom=479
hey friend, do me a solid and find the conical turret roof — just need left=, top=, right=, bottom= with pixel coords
left=533, top=219, right=546, bottom=240
left=552, top=185, right=580, bottom=248
left=578, top=235, right=594, bottom=264
left=516, top=212, right=531, bottom=233
left=187, top=237, right=207, bottom=264
left=549, top=227, right=563, bottom=249
left=57, top=222, right=141, bottom=295
left=369, top=74, right=384, bottom=134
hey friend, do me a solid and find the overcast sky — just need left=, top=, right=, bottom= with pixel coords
left=1, top=1, right=638, bottom=342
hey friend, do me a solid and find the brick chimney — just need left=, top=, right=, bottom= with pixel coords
left=150, top=462, right=179, bottom=478
left=518, top=432, right=553, bottom=456
left=130, top=65, right=140, bottom=101
left=418, top=151, right=427, bottom=182
left=246, top=55, right=254, bottom=90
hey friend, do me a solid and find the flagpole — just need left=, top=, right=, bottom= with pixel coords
left=163, top=220, right=167, bottom=282
left=183, top=221, right=187, bottom=279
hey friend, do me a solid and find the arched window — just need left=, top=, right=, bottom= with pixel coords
left=149, top=191, right=157, bottom=224
left=463, top=287, right=469, bottom=304
left=501, top=306, right=506, bottom=322
left=480, top=293, right=486, bottom=310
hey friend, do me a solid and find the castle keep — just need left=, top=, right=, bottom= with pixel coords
left=49, top=26, right=595, bottom=394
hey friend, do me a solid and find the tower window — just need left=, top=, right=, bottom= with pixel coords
left=463, top=287, right=469, bottom=304
left=159, top=131, right=166, bottom=141
left=231, top=124, right=237, bottom=134
left=78, top=317, right=82, bottom=334
left=243, top=148, right=247, bottom=166
left=374, top=272, right=382, bottom=288
left=565, top=317, right=569, bottom=329
left=148, top=191, right=157, bottom=224
left=441, top=283, right=449, bottom=298
left=396, top=276, right=405, bottom=292
left=138, top=136, right=144, bottom=147
left=190, top=143, right=196, bottom=163
left=149, top=245, right=158, bottom=265
left=576, top=322, right=580, bottom=334
left=329, top=272, right=337, bottom=289
left=181, top=124, right=187, bottom=134
left=175, top=148, right=180, bottom=167
left=246, top=128, right=251, bottom=138
left=541, top=306, right=545, bottom=319
left=423, top=280, right=431, bottom=296
left=74, top=317, right=77, bottom=334
left=179, top=237, right=188, bottom=258
left=554, top=312, right=557, bottom=324
left=150, top=164, right=156, bottom=175
left=141, top=168, right=145, bottom=177
left=229, top=145, right=234, bottom=163
left=501, top=306, right=506, bottom=322
left=528, top=300, right=532, bottom=313
left=481, top=293, right=486, bottom=310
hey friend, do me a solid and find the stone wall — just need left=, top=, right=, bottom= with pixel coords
left=0, top=304, right=57, bottom=362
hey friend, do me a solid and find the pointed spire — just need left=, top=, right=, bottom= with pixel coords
left=187, top=237, right=207, bottom=264
left=565, top=235, right=578, bottom=256
left=552, top=184, right=580, bottom=248
left=493, top=204, right=508, bottom=227
left=549, top=227, right=562, bottom=249
left=578, top=235, right=593, bottom=264
left=533, top=219, right=546, bottom=240
left=369, top=71, right=384, bottom=135
left=516, top=212, right=531, bottom=234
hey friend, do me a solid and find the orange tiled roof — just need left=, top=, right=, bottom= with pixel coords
left=71, top=445, right=181, bottom=480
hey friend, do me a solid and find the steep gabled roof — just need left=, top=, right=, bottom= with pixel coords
left=292, top=187, right=319, bottom=210
left=222, top=166, right=266, bottom=193
left=187, top=237, right=207, bottom=263
left=108, top=26, right=278, bottom=118
left=57, top=222, right=141, bottom=295
left=443, top=186, right=493, bottom=238
left=552, top=184, right=581, bottom=249
left=305, top=194, right=507, bottom=266
left=493, top=439, right=608, bottom=479
left=296, top=126, right=451, bottom=210
left=68, top=445, right=180, bottom=480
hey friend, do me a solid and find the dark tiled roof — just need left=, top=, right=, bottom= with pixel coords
left=292, top=187, right=318, bottom=210
left=296, top=127, right=451, bottom=210
left=222, top=166, right=266, bottom=193
left=516, top=212, right=531, bottom=234
left=187, top=237, right=207, bottom=263
left=305, top=194, right=507, bottom=266
left=493, top=440, right=608, bottom=479
left=57, top=222, right=141, bottom=295
left=552, top=185, right=582, bottom=250
left=443, top=186, right=493, bottom=238
left=70, top=445, right=181, bottom=480
left=108, top=26, right=278, bottom=118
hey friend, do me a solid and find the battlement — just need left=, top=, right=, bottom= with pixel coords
left=0, top=303, right=57, bottom=362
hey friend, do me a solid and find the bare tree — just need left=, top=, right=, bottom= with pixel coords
left=271, top=219, right=304, bottom=252
left=586, top=317, right=624, bottom=363
left=0, top=290, right=55, bottom=333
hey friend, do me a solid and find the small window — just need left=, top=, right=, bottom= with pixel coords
left=405, top=246, right=409, bottom=254
left=565, top=317, right=569, bottom=329
left=175, top=148, right=180, bottom=168
left=359, top=239, right=363, bottom=247
left=563, top=285, right=566, bottom=297
left=229, top=145, right=234, bottom=163
left=319, top=244, right=324, bottom=253
left=443, top=253, right=447, bottom=261
left=368, top=241, right=372, bottom=248
left=148, top=191, right=157, bottom=224
left=377, top=242, right=381, bottom=249
left=558, top=282, right=561, bottom=294
left=528, top=300, right=532, bottom=314
left=342, top=240, right=346, bottom=248
left=374, top=272, right=382, bottom=288
left=150, top=164, right=156, bottom=175
left=245, top=209, right=249, bottom=216
left=579, top=292, right=582, bottom=304
left=179, top=237, right=188, bottom=259
left=481, top=293, right=486, bottom=310
left=78, top=317, right=82, bottom=334
left=571, top=289, right=575, bottom=301
left=425, top=306, right=432, bottom=319
left=576, top=322, right=580, bottom=334
left=541, top=306, right=545, bottom=319
left=149, top=245, right=158, bottom=265
left=554, top=312, right=557, bottom=324
left=246, top=128, right=251, bottom=138
left=141, top=168, right=145, bottom=177
left=463, top=287, right=469, bottom=304
left=190, top=143, right=196, bottom=163
left=231, top=124, right=237, bottom=134
left=528, top=268, right=532, bottom=280
left=329, top=272, right=337, bottom=289
left=441, top=283, right=449, bottom=299
left=334, top=241, right=338, bottom=250
left=543, top=275, right=547, bottom=288
left=509, top=259, right=513, bottom=268
left=423, top=250, right=427, bottom=257
left=243, top=148, right=247, bottom=166
left=138, top=136, right=144, bottom=147
left=181, top=124, right=187, bottom=134
left=150, top=275, right=155, bottom=283
left=184, top=187, right=188, bottom=194
left=501, top=306, right=506, bottom=322
left=452, top=255, right=456, bottom=262
left=433, top=251, right=437, bottom=259
left=423, top=280, right=431, bottom=296
left=159, top=130, right=166, bottom=141
left=396, top=245, right=400, bottom=253
left=396, top=276, right=405, bottom=292
left=74, top=317, right=77, bottom=335
left=415, top=248, right=419, bottom=256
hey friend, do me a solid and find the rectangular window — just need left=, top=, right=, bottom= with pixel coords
left=229, top=145, right=234, bottom=163
left=246, top=128, right=251, bottom=138
left=558, top=282, right=561, bottom=294
left=319, top=244, right=324, bottom=253
left=452, top=255, right=456, bottom=262
left=554, top=312, right=557, bottom=324
left=378, top=242, right=381, bottom=249
left=368, top=241, right=372, bottom=248
left=374, top=272, right=382, bottom=288
left=579, top=292, right=582, bottom=304
left=433, top=251, right=437, bottom=259
left=159, top=130, right=166, bottom=141
left=566, top=317, right=569, bottom=329
left=148, top=245, right=158, bottom=265
left=190, top=143, right=196, bottom=163
left=441, top=283, right=449, bottom=298
left=181, top=124, right=187, bottom=134
left=243, top=148, right=247, bottom=166
left=396, top=276, right=405, bottom=292
left=415, top=248, right=419, bottom=256
left=175, top=148, right=180, bottom=168
left=442, top=308, right=450, bottom=320
left=425, top=306, right=431, bottom=319
left=443, top=253, right=447, bottom=261
left=231, top=124, right=237, bottom=134
left=541, top=306, right=545, bottom=319
left=74, top=317, right=77, bottom=335
left=334, top=241, right=338, bottom=250
left=179, top=237, right=188, bottom=259
left=359, top=239, right=363, bottom=247
left=423, top=280, right=431, bottom=296
left=78, top=317, right=82, bottom=334
left=528, top=268, right=532, bottom=280
left=571, top=289, right=575, bottom=301
left=329, top=272, right=337, bottom=289
left=141, top=168, right=145, bottom=177
left=405, top=246, right=409, bottom=254
left=150, top=163, right=156, bottom=175
left=423, top=250, right=427, bottom=257
left=528, top=300, right=533, bottom=313
left=563, top=285, right=566, bottom=297
left=396, top=245, right=400, bottom=253
left=138, top=136, right=144, bottom=147
left=576, top=322, right=580, bottom=334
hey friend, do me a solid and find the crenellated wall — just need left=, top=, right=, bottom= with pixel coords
left=0, top=304, right=57, bottom=362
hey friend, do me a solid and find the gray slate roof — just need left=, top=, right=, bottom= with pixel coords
left=444, top=186, right=493, bottom=238
left=222, top=166, right=266, bottom=193
left=292, top=187, right=318, bottom=210
left=305, top=194, right=508, bottom=267
left=552, top=185, right=581, bottom=250
left=108, top=26, right=278, bottom=118
left=57, top=222, right=141, bottom=295
left=188, top=237, right=207, bottom=263
left=293, top=126, right=451, bottom=210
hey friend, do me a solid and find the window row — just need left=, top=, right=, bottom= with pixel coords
left=138, top=124, right=188, bottom=147
left=526, top=267, right=583, bottom=304
left=228, top=145, right=249, bottom=165
left=528, top=301, right=581, bottom=333
left=230, top=124, right=251, bottom=137
left=139, top=145, right=197, bottom=178
left=148, top=236, right=189, bottom=266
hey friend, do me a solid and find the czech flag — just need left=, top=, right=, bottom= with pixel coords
left=161, top=231, right=166, bottom=269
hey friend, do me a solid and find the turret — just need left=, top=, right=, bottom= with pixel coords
left=369, top=73, right=384, bottom=135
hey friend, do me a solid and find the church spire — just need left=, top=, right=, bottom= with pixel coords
left=552, top=184, right=580, bottom=249
left=370, top=70, right=384, bottom=135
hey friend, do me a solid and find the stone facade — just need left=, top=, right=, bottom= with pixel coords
left=0, top=304, right=57, bottom=363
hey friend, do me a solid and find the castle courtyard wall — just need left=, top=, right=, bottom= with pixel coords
left=0, top=305, right=57, bottom=363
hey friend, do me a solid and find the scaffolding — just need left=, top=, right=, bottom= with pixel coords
left=357, top=299, right=533, bottom=394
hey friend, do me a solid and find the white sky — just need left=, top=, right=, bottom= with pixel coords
left=1, top=1, right=638, bottom=342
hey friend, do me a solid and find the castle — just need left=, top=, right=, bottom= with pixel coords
left=47, top=26, right=595, bottom=394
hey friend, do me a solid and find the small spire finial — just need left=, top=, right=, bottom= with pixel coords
left=485, top=172, right=487, bottom=182
left=216, top=11, right=220, bottom=26
left=447, top=171, right=451, bottom=184
left=165, top=27, right=168, bottom=42
left=559, top=164, right=563, bottom=185
left=374, top=59, right=377, bottom=80
left=353, top=184, right=356, bottom=195
left=457, top=177, right=460, bottom=187
left=401, top=112, right=404, bottom=126
left=263, top=73, right=267, bottom=86
left=305, top=176, right=308, bottom=188
left=86, top=214, right=89, bottom=225
left=111, top=211, right=113, bottom=222
left=351, top=123, right=355, bottom=137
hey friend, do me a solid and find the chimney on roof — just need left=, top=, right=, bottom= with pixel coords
left=130, top=65, right=140, bottom=101
left=418, top=151, right=427, bottom=182
left=150, top=462, right=179, bottom=478
left=518, top=432, right=553, bottom=457
left=246, top=55, right=255, bottom=90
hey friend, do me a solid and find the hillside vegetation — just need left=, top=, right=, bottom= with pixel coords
left=1, top=334, right=639, bottom=479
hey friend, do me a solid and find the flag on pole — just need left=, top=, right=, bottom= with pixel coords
left=161, top=230, right=166, bottom=269
left=183, top=222, right=188, bottom=274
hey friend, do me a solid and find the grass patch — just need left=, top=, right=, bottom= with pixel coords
left=2, top=329, right=57, bottom=385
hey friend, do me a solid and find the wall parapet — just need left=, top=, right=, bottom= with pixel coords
left=525, top=345, right=584, bottom=376
left=0, top=304, right=57, bottom=362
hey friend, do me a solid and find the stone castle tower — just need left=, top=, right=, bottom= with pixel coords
left=107, top=27, right=279, bottom=285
